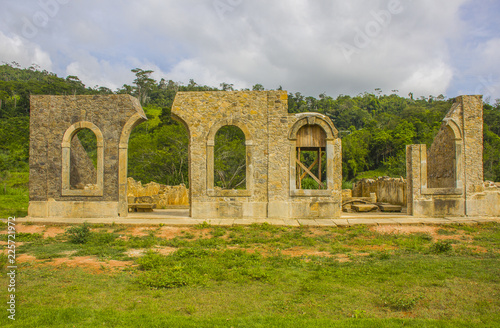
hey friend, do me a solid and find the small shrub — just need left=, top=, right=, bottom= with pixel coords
left=431, top=240, right=453, bottom=254
left=15, top=232, right=43, bottom=242
left=437, top=228, right=456, bottom=235
left=0, top=232, right=43, bottom=242
left=136, top=250, right=171, bottom=270
left=89, top=231, right=117, bottom=245
left=66, top=222, right=92, bottom=244
left=137, top=267, right=191, bottom=288
left=210, top=227, right=225, bottom=237
left=381, top=291, right=423, bottom=311
left=195, top=221, right=211, bottom=229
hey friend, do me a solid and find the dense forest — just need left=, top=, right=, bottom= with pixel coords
left=1, top=62, right=499, bottom=189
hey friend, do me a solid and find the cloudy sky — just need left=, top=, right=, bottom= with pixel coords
left=1, top=0, right=499, bottom=101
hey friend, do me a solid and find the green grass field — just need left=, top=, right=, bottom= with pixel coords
left=0, top=221, right=499, bottom=327
left=0, top=172, right=29, bottom=219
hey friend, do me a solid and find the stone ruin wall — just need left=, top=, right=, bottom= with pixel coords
left=171, top=91, right=343, bottom=219
left=406, top=95, right=500, bottom=217
left=127, top=177, right=189, bottom=208
left=427, top=126, right=456, bottom=188
left=352, top=177, right=406, bottom=206
left=28, top=95, right=146, bottom=218
left=69, top=135, right=97, bottom=189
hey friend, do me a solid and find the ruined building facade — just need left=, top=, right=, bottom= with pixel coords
left=28, top=91, right=343, bottom=219
left=28, top=92, right=499, bottom=219
left=406, top=95, right=500, bottom=217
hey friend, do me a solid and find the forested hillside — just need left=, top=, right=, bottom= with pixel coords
left=1, top=63, right=499, bottom=189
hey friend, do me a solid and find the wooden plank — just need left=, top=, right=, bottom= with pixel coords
left=318, top=149, right=322, bottom=182
left=300, top=158, right=318, bottom=180
left=297, top=147, right=301, bottom=189
left=296, top=158, right=325, bottom=188
left=296, top=125, right=326, bottom=148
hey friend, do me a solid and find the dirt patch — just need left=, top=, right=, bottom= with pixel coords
left=373, top=225, right=437, bottom=235
left=156, top=226, right=185, bottom=239
left=18, top=255, right=135, bottom=274
left=17, top=254, right=38, bottom=263
left=126, top=246, right=177, bottom=257
left=3, top=224, right=45, bottom=234
left=126, top=248, right=145, bottom=257
left=44, top=226, right=66, bottom=238
left=154, top=246, right=178, bottom=255
left=128, top=227, right=157, bottom=237
left=280, top=247, right=332, bottom=258
left=371, top=225, right=470, bottom=241
left=47, top=256, right=135, bottom=273
left=335, top=254, right=351, bottom=262
left=0, top=224, right=66, bottom=239
left=464, top=245, right=489, bottom=254
left=350, top=244, right=397, bottom=251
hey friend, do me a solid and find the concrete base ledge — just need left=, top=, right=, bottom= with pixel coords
left=10, top=216, right=500, bottom=227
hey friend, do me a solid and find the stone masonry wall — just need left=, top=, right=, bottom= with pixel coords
left=171, top=91, right=342, bottom=219
left=352, top=177, right=406, bottom=205
left=29, top=95, right=146, bottom=218
left=427, top=126, right=456, bottom=188
left=406, top=95, right=499, bottom=217
left=70, top=134, right=97, bottom=189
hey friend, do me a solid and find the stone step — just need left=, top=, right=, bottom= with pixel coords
left=352, top=204, right=378, bottom=212
left=379, top=204, right=402, bottom=212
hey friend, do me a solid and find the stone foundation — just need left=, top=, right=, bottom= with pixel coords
left=352, top=177, right=406, bottom=205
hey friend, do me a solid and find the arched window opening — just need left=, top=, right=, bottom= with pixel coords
left=70, top=128, right=97, bottom=189
left=296, top=124, right=327, bottom=189
left=214, top=125, right=246, bottom=189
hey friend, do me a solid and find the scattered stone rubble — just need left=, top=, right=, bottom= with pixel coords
left=127, top=177, right=189, bottom=208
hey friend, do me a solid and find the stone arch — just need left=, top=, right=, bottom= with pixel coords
left=62, top=121, right=104, bottom=148
left=426, top=121, right=463, bottom=189
left=61, top=121, right=104, bottom=196
left=117, top=112, right=147, bottom=216
left=207, top=118, right=253, bottom=145
left=289, top=113, right=338, bottom=140
left=206, top=119, right=252, bottom=196
left=289, top=113, right=340, bottom=195
left=443, top=118, right=463, bottom=140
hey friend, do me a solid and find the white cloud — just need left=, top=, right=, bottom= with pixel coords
left=2, top=0, right=498, bottom=100
left=0, top=31, right=52, bottom=70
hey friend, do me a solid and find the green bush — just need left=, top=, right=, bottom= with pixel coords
left=137, top=267, right=192, bottom=289
left=65, top=222, right=92, bottom=244
left=381, top=291, right=423, bottom=311
left=136, top=250, right=171, bottom=270
left=430, top=240, right=453, bottom=254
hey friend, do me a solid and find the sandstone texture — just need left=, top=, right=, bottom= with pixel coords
left=406, top=95, right=500, bottom=217
left=127, top=177, right=189, bottom=208
left=171, top=91, right=342, bottom=219
left=352, top=177, right=406, bottom=206
left=29, top=95, right=146, bottom=218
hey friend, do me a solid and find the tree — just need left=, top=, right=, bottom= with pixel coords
left=131, top=68, right=156, bottom=105
left=219, top=82, right=234, bottom=91
left=252, top=84, right=264, bottom=91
